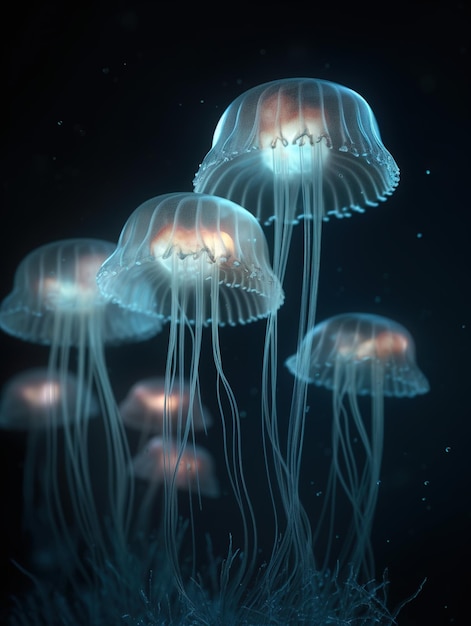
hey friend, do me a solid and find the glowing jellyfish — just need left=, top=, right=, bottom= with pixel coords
left=0, top=367, right=99, bottom=431
left=133, top=435, right=219, bottom=495
left=96, top=191, right=284, bottom=596
left=119, top=376, right=213, bottom=442
left=0, top=238, right=162, bottom=578
left=194, top=78, right=400, bottom=583
left=0, top=367, right=99, bottom=539
left=194, top=78, right=399, bottom=327
left=131, top=435, right=220, bottom=539
left=133, top=435, right=220, bottom=496
left=285, top=312, right=430, bottom=580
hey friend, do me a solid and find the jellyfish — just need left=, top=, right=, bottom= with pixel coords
left=193, top=78, right=399, bottom=337
left=0, top=367, right=99, bottom=536
left=96, top=191, right=284, bottom=598
left=194, top=78, right=400, bottom=583
left=131, top=435, right=220, bottom=552
left=0, top=367, right=99, bottom=432
left=119, top=375, right=213, bottom=445
left=0, top=238, right=162, bottom=581
left=121, top=378, right=216, bottom=547
left=132, top=436, right=220, bottom=498
left=285, top=312, right=430, bottom=580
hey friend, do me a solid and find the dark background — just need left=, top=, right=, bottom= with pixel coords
left=1, top=2, right=469, bottom=625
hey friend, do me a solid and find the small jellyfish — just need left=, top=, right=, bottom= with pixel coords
left=0, top=367, right=99, bottom=536
left=119, top=376, right=213, bottom=449
left=285, top=312, right=429, bottom=580
left=132, top=435, right=220, bottom=499
left=0, top=367, right=99, bottom=431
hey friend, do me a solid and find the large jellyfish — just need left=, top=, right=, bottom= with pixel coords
left=285, top=312, right=430, bottom=580
left=0, top=238, right=161, bottom=582
left=194, top=77, right=399, bottom=337
left=96, top=191, right=284, bottom=600
left=193, top=78, right=400, bottom=581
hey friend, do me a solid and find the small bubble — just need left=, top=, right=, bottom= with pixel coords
left=316, top=491, right=322, bottom=497
left=445, top=446, right=451, bottom=453
left=425, top=169, right=431, bottom=175
left=416, top=232, right=423, bottom=239
left=102, top=67, right=110, bottom=75
left=57, top=120, right=63, bottom=126
left=424, top=480, right=430, bottom=486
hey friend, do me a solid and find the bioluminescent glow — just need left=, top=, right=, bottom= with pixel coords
left=286, top=312, right=430, bottom=579
left=194, top=78, right=400, bottom=585
left=1, top=80, right=430, bottom=626
left=0, top=238, right=161, bottom=584
left=96, top=191, right=284, bottom=603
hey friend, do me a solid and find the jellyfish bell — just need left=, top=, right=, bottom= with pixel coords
left=97, top=191, right=284, bottom=325
left=285, top=312, right=430, bottom=397
left=132, top=436, right=220, bottom=499
left=257, top=90, right=331, bottom=176
left=151, top=223, right=236, bottom=280
left=0, top=367, right=100, bottom=543
left=119, top=376, right=213, bottom=437
left=285, top=312, right=430, bottom=580
left=130, top=434, right=221, bottom=555
left=0, top=367, right=99, bottom=431
left=41, top=252, right=110, bottom=312
left=0, top=238, right=160, bottom=346
left=194, top=77, right=399, bottom=225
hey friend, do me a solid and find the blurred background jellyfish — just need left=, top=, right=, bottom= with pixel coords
left=132, top=436, right=220, bottom=498
left=120, top=376, right=215, bottom=548
left=131, top=435, right=220, bottom=562
left=119, top=375, right=213, bottom=445
left=0, top=367, right=99, bottom=432
left=0, top=367, right=99, bottom=580
left=0, top=238, right=162, bottom=581
left=194, top=78, right=400, bottom=584
left=0, top=367, right=99, bottom=527
left=285, top=312, right=430, bottom=581
left=96, top=191, right=284, bottom=598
